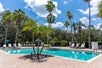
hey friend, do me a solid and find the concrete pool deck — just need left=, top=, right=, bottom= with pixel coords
left=0, top=47, right=102, bottom=68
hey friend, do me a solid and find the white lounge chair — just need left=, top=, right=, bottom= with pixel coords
left=76, top=43, right=79, bottom=48
left=80, top=43, right=85, bottom=48
left=14, top=44, right=17, bottom=47
left=8, top=44, right=12, bottom=47
left=71, top=43, right=75, bottom=48
left=3, top=44, right=6, bottom=48
left=31, top=43, right=33, bottom=46
left=18, top=43, right=21, bottom=47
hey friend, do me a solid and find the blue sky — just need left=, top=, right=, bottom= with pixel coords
left=0, top=0, right=101, bottom=30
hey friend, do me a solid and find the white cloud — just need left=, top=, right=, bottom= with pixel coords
left=64, top=1, right=68, bottom=5
left=80, top=17, right=89, bottom=25
left=94, top=23, right=102, bottom=30
left=63, top=0, right=72, bottom=5
left=0, top=3, right=5, bottom=13
left=78, top=0, right=101, bottom=16
left=44, top=22, right=64, bottom=28
left=24, top=0, right=61, bottom=18
left=92, top=18, right=97, bottom=21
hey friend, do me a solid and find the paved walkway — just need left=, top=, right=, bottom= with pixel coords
left=0, top=48, right=102, bottom=68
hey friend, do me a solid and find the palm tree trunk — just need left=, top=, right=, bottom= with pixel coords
left=15, top=28, right=19, bottom=45
left=32, top=34, right=36, bottom=54
left=39, top=42, right=44, bottom=54
left=47, top=23, right=51, bottom=45
left=47, top=33, right=49, bottom=45
left=70, top=20, right=73, bottom=43
left=66, top=27, right=68, bottom=41
left=4, top=26, right=8, bottom=44
left=88, top=1, right=91, bottom=48
left=73, top=28, right=76, bottom=42
left=37, top=37, right=40, bottom=60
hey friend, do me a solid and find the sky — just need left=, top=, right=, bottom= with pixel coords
left=0, top=0, right=102, bottom=30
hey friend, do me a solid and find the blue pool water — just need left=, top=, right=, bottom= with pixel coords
left=3, top=48, right=99, bottom=61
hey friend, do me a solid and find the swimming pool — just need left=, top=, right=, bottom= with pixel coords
left=3, top=48, right=100, bottom=62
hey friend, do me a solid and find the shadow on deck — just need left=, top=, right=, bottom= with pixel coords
left=19, top=54, right=53, bottom=63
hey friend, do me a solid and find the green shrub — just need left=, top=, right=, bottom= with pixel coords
left=50, top=40, right=55, bottom=46
left=50, top=37, right=59, bottom=46
left=61, top=40, right=67, bottom=46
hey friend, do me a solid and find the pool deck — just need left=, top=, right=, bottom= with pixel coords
left=0, top=47, right=102, bottom=68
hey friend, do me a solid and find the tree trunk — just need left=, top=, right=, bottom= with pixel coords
left=37, top=41, right=39, bottom=60
left=70, top=20, right=73, bottom=43
left=88, top=1, right=91, bottom=48
left=47, top=23, right=51, bottom=45
left=32, top=34, right=36, bottom=54
left=15, top=28, right=19, bottom=45
left=66, top=27, right=68, bottom=41
left=4, top=26, right=8, bottom=44
left=47, top=33, right=49, bottom=45
left=39, top=42, right=44, bottom=54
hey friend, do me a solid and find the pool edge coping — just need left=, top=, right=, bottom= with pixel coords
left=1, top=49, right=102, bottom=63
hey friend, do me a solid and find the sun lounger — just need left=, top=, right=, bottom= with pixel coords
left=31, top=43, right=33, bottom=46
left=70, top=43, right=75, bottom=48
left=13, top=44, right=17, bottom=47
left=18, top=43, right=21, bottom=47
left=3, top=44, right=6, bottom=48
left=80, top=43, right=85, bottom=48
left=8, top=44, right=12, bottom=47
left=76, top=43, right=79, bottom=48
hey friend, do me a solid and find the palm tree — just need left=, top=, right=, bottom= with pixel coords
left=77, top=21, right=86, bottom=33
left=72, top=22, right=77, bottom=42
left=22, top=19, right=37, bottom=42
left=66, top=11, right=73, bottom=43
left=39, top=26, right=52, bottom=53
left=72, top=22, right=77, bottom=34
left=22, top=18, right=37, bottom=54
left=13, top=9, right=27, bottom=45
left=0, top=20, right=5, bottom=42
left=64, top=20, right=69, bottom=41
left=83, top=0, right=91, bottom=48
left=45, top=0, right=55, bottom=13
left=1, top=10, right=12, bottom=44
left=76, top=21, right=86, bottom=43
left=97, top=0, right=102, bottom=18
left=46, top=13, right=55, bottom=26
left=45, top=0, right=55, bottom=45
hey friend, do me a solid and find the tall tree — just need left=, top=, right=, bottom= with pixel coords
left=77, top=21, right=86, bottom=33
left=97, top=0, right=102, bottom=18
left=64, top=20, right=69, bottom=41
left=13, top=9, right=27, bottom=45
left=39, top=26, right=52, bottom=53
left=76, top=21, right=86, bottom=43
left=84, top=0, right=91, bottom=48
left=22, top=18, right=37, bottom=55
left=66, top=11, right=73, bottom=43
left=45, top=0, right=55, bottom=13
left=72, top=22, right=77, bottom=34
left=45, top=0, right=55, bottom=44
left=72, top=22, right=77, bottom=42
left=0, top=20, right=5, bottom=42
left=22, top=19, right=37, bottom=42
left=1, top=10, right=12, bottom=44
